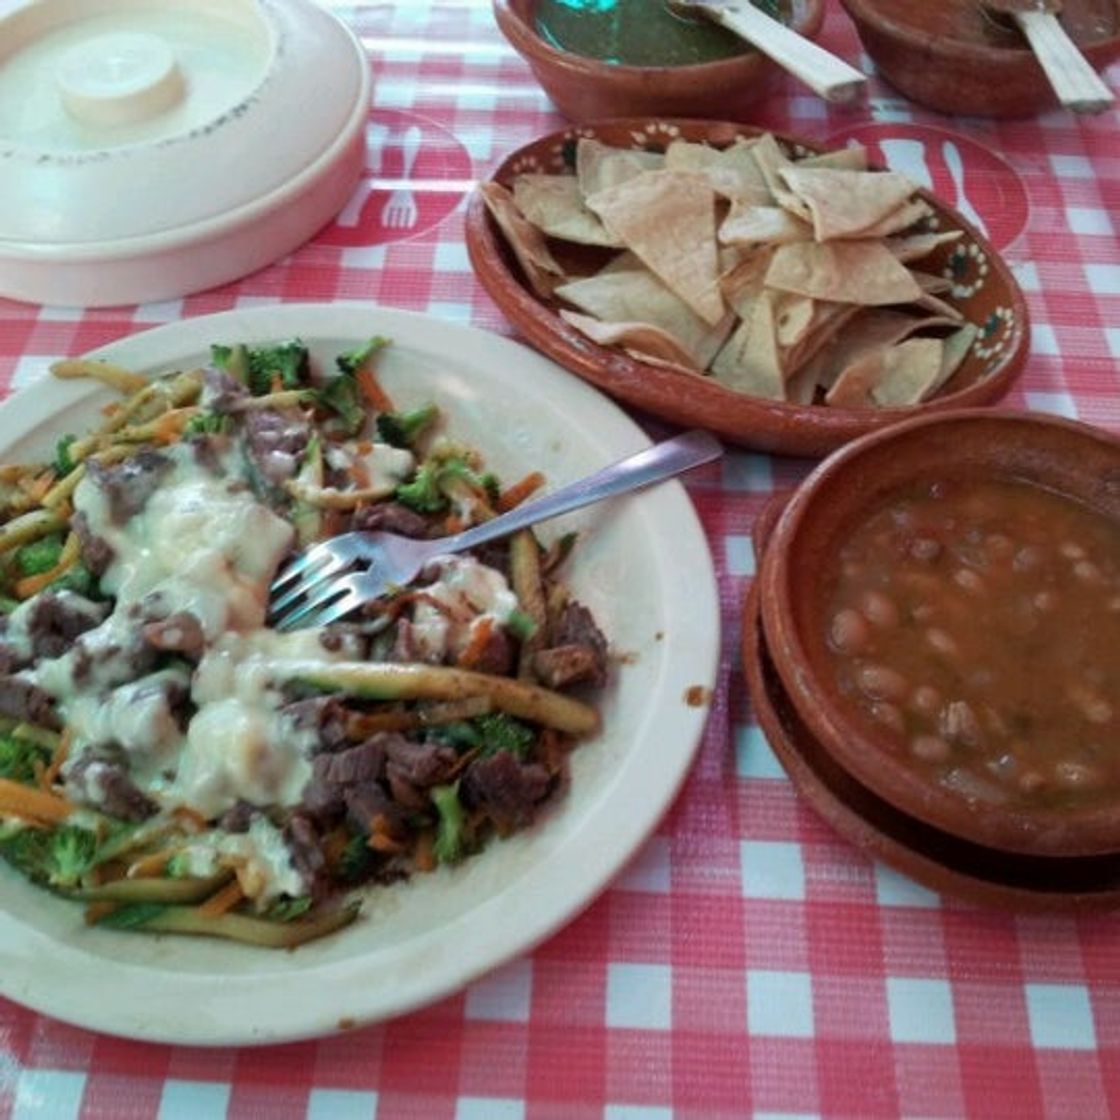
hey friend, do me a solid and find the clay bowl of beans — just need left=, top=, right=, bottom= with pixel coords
left=757, top=408, right=1120, bottom=860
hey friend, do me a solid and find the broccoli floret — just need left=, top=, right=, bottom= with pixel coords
left=184, top=410, right=232, bottom=436
left=247, top=340, right=310, bottom=394
left=317, top=375, right=365, bottom=437
left=210, top=342, right=250, bottom=384
left=94, top=902, right=167, bottom=929
left=505, top=609, right=538, bottom=643
left=476, top=713, right=536, bottom=761
left=395, top=459, right=448, bottom=513
left=334, top=830, right=376, bottom=883
left=336, top=336, right=390, bottom=377
left=52, top=562, right=95, bottom=598
left=376, top=403, right=439, bottom=449
left=14, top=534, right=64, bottom=576
left=43, top=826, right=99, bottom=889
left=0, top=823, right=98, bottom=889
left=428, top=721, right=482, bottom=753
left=431, top=782, right=466, bottom=865
left=165, top=852, right=194, bottom=879
left=53, top=434, right=77, bottom=477
left=0, top=596, right=19, bottom=615
left=0, top=734, right=48, bottom=783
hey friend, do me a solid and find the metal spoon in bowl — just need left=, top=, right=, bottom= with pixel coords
left=981, top=0, right=1114, bottom=113
left=665, top=0, right=867, bottom=103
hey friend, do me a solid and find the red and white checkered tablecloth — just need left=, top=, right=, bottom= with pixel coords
left=2, top=2, right=1119, bottom=1117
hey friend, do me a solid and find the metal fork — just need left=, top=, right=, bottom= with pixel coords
left=269, top=429, right=723, bottom=631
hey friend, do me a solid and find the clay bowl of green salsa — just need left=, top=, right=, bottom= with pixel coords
left=757, top=409, right=1120, bottom=861
left=493, top=0, right=825, bottom=121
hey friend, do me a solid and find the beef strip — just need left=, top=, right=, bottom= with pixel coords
left=343, top=782, right=408, bottom=839
left=243, top=408, right=311, bottom=487
left=460, top=624, right=513, bottom=676
left=532, top=599, right=609, bottom=689
left=281, top=695, right=352, bottom=753
left=71, top=511, right=114, bottom=577
left=300, top=737, right=387, bottom=822
left=349, top=501, right=431, bottom=538
left=0, top=677, right=61, bottom=729
left=382, top=733, right=459, bottom=813
left=461, top=750, right=552, bottom=828
left=201, top=367, right=249, bottom=412
left=25, top=591, right=109, bottom=660
left=85, top=450, right=173, bottom=523
left=217, top=801, right=256, bottom=833
left=283, top=813, right=326, bottom=894
left=64, top=751, right=157, bottom=821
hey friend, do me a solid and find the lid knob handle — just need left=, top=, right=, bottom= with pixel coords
left=55, top=32, right=184, bottom=128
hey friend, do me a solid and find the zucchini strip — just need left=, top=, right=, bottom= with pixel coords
left=509, top=529, right=547, bottom=680
left=50, top=359, right=149, bottom=395
left=74, top=872, right=234, bottom=904
left=0, top=508, right=66, bottom=554
left=287, top=661, right=600, bottom=736
left=134, top=901, right=361, bottom=948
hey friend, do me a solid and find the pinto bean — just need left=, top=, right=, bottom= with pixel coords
left=870, top=701, right=906, bottom=736
left=911, top=735, right=951, bottom=763
left=925, top=628, right=960, bottom=659
left=857, top=664, right=910, bottom=703
left=910, top=685, right=942, bottom=717
left=860, top=590, right=899, bottom=628
left=829, top=608, right=871, bottom=654
left=953, top=568, right=986, bottom=595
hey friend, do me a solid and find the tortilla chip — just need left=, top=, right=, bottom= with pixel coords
left=749, top=134, right=811, bottom=221
left=555, top=267, right=733, bottom=369
left=710, top=290, right=785, bottom=400
left=773, top=293, right=815, bottom=349
left=911, top=270, right=954, bottom=295
left=586, top=170, right=725, bottom=325
left=512, top=174, right=621, bottom=247
left=856, top=198, right=933, bottom=239
left=665, top=138, right=772, bottom=205
left=886, top=231, right=963, bottom=263
left=766, top=241, right=923, bottom=306
left=778, top=167, right=916, bottom=241
left=928, top=321, right=979, bottom=397
left=479, top=182, right=566, bottom=299
left=810, top=308, right=962, bottom=391
left=796, top=144, right=868, bottom=171
left=718, top=204, right=813, bottom=248
left=576, top=138, right=663, bottom=197
left=719, top=250, right=772, bottom=318
left=559, top=309, right=700, bottom=371
left=869, top=338, right=948, bottom=406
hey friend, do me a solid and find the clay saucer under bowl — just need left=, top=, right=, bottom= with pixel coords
left=465, top=118, right=1029, bottom=458
left=742, top=579, right=1120, bottom=912
left=758, top=408, right=1120, bottom=858
left=492, top=0, right=825, bottom=122
left=841, top=0, right=1120, bottom=118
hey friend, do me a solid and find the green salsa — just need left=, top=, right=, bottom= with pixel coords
left=533, top=0, right=782, bottom=67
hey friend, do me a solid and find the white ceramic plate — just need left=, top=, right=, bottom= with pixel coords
left=0, top=304, right=720, bottom=1045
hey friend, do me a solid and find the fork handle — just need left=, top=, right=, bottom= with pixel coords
left=442, top=430, right=723, bottom=554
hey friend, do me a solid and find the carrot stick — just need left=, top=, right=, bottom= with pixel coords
left=197, top=878, right=245, bottom=918
left=497, top=471, right=545, bottom=513
left=457, top=617, right=496, bottom=670
left=14, top=533, right=79, bottom=598
left=84, top=900, right=118, bottom=926
left=125, top=849, right=176, bottom=879
left=0, top=778, right=74, bottom=824
left=356, top=366, right=394, bottom=413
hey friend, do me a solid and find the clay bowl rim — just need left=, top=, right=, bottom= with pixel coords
left=840, top=0, right=1120, bottom=68
left=492, top=0, right=827, bottom=91
left=758, top=406, right=1120, bottom=859
left=741, top=578, right=1120, bottom=913
left=464, top=117, right=1031, bottom=457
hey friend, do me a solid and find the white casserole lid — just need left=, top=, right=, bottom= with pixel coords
left=0, top=0, right=370, bottom=307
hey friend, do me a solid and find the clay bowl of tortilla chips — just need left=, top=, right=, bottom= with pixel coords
left=493, top=0, right=826, bottom=122
left=465, top=119, right=1029, bottom=457
left=841, top=0, right=1120, bottom=118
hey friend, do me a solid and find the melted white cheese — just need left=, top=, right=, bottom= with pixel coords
left=325, top=441, right=414, bottom=494
left=410, top=555, right=519, bottom=661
